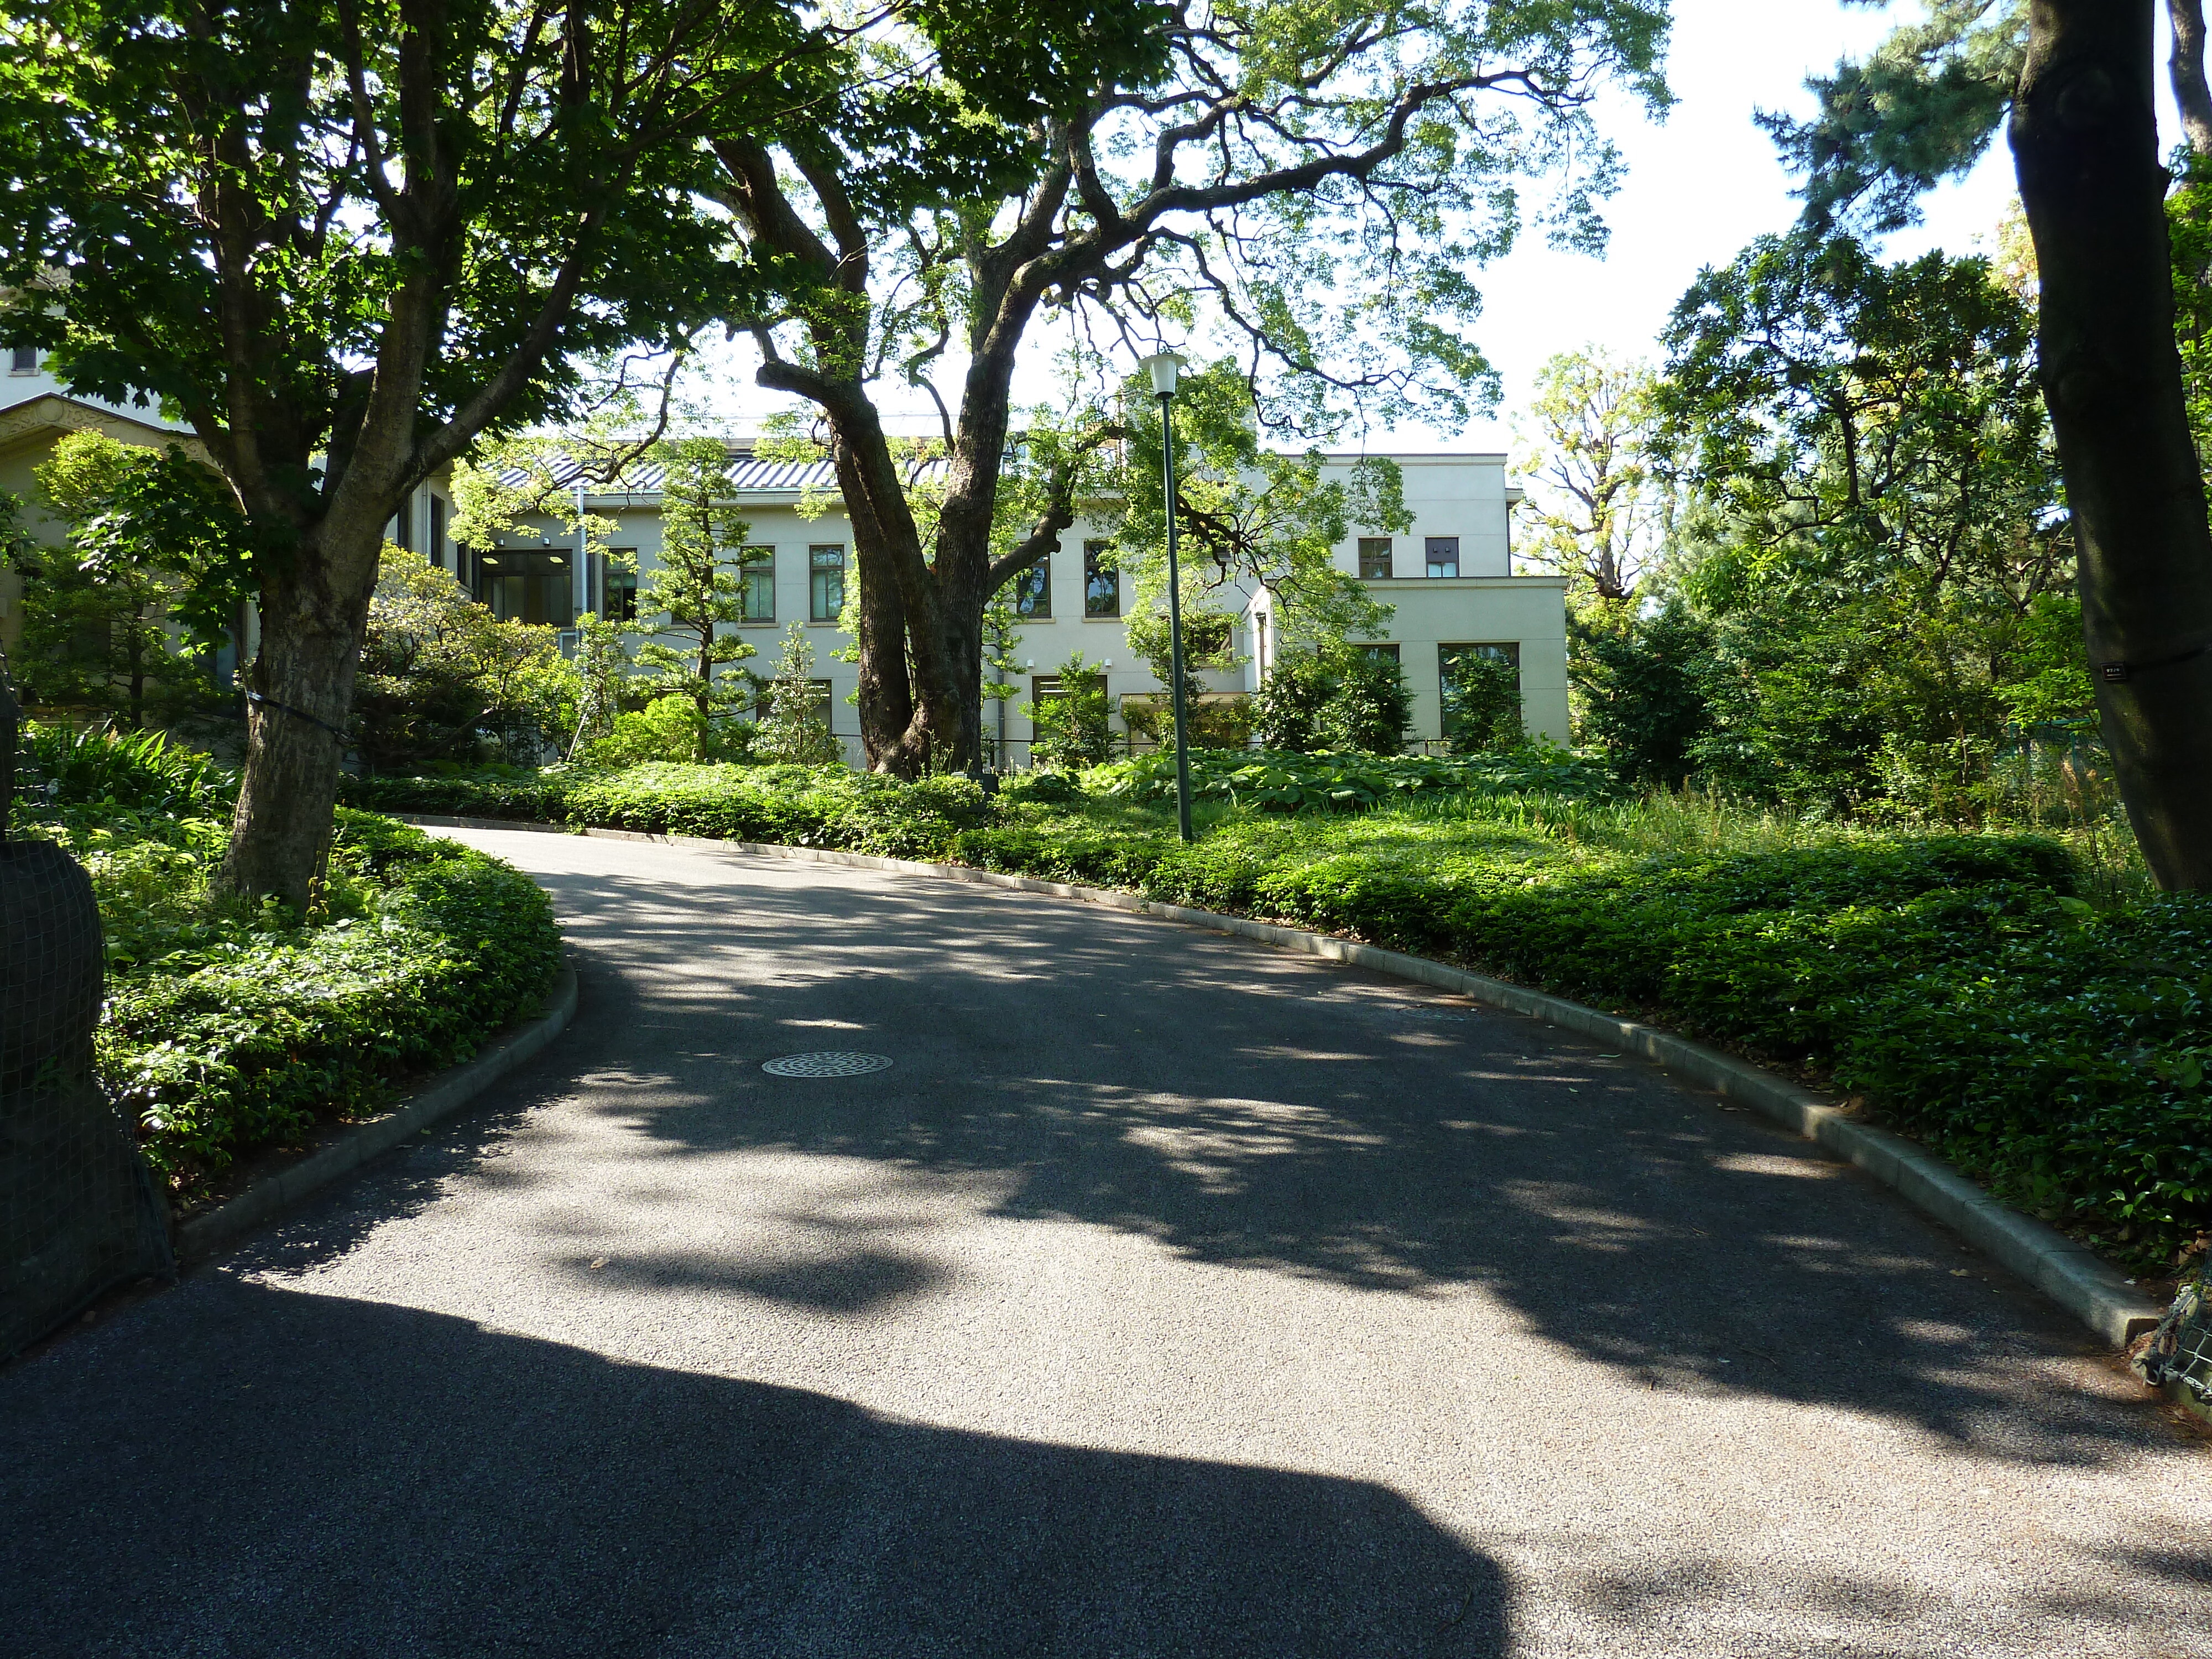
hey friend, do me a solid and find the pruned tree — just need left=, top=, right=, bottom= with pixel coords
left=629, top=438, right=756, bottom=754
left=1512, top=348, right=1668, bottom=603
left=712, top=0, right=1671, bottom=776
left=1757, top=0, right=2212, bottom=886
left=0, top=0, right=827, bottom=903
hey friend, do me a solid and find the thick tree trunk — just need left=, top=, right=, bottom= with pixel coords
left=2013, top=0, right=2212, bottom=888
left=2172, top=0, right=2212, bottom=153
left=216, top=518, right=383, bottom=908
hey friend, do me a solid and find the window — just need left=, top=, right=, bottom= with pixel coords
left=1357, top=642, right=1401, bottom=664
left=606, top=568, right=639, bottom=622
left=1425, top=536, right=1459, bottom=578
left=1439, top=643, right=1522, bottom=749
left=740, top=546, right=775, bottom=623
left=1084, top=541, right=1119, bottom=616
left=9, top=345, right=36, bottom=374
left=807, top=679, right=834, bottom=726
left=473, top=550, right=573, bottom=626
left=428, top=496, right=446, bottom=570
left=1013, top=554, right=1051, bottom=618
left=810, top=545, right=845, bottom=621
left=1359, top=538, right=1394, bottom=580
left=1186, top=616, right=1232, bottom=662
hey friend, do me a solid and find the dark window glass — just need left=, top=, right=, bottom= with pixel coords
left=605, top=568, right=639, bottom=622
left=1357, top=642, right=1401, bottom=664
left=1084, top=541, right=1119, bottom=616
left=1439, top=643, right=1522, bottom=748
left=810, top=545, right=845, bottom=621
left=429, top=496, right=446, bottom=570
left=9, top=346, right=35, bottom=373
left=742, top=547, right=775, bottom=622
left=1013, top=556, right=1051, bottom=618
left=1424, top=536, right=1459, bottom=578
left=1187, top=617, right=1232, bottom=661
left=1358, top=538, right=1393, bottom=580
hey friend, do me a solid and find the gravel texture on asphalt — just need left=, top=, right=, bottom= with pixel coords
left=7, top=827, right=2209, bottom=1657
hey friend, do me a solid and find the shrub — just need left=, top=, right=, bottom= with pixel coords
left=1026, top=650, right=1114, bottom=769
left=585, top=694, right=755, bottom=769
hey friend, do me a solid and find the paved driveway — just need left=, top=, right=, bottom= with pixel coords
left=6, top=828, right=2209, bottom=1657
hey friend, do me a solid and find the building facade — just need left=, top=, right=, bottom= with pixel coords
left=488, top=446, right=1566, bottom=763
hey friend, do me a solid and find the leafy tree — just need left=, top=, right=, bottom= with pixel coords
left=1568, top=601, right=1713, bottom=787
left=755, top=623, right=842, bottom=766
left=0, top=0, right=824, bottom=903
left=1439, top=651, right=1524, bottom=754
left=979, top=582, right=1024, bottom=769
left=1512, top=348, right=1670, bottom=601
left=1317, top=649, right=1413, bottom=756
left=628, top=439, right=757, bottom=757
left=354, top=546, right=572, bottom=771
left=1251, top=655, right=1333, bottom=753
left=1756, top=0, right=2212, bottom=885
left=1024, top=651, right=1113, bottom=770
left=716, top=1, right=1670, bottom=774
left=566, top=611, right=633, bottom=761
left=18, top=431, right=253, bottom=725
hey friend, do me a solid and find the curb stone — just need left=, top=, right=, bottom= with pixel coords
left=174, top=963, right=578, bottom=1262
left=402, top=814, right=2163, bottom=1349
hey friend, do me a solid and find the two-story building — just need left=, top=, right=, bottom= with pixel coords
left=478, top=444, right=1567, bottom=762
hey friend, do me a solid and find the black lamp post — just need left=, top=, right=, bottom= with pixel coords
left=1142, top=349, right=1194, bottom=842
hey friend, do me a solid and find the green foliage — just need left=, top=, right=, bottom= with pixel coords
left=11, top=431, right=253, bottom=724
left=356, top=546, right=576, bottom=770
left=1251, top=648, right=1410, bottom=755
left=629, top=438, right=759, bottom=747
left=1568, top=599, right=1713, bottom=787
left=1089, top=745, right=1618, bottom=814
left=1439, top=649, right=1523, bottom=754
left=1024, top=650, right=1114, bottom=770
left=11, top=725, right=560, bottom=1193
left=753, top=623, right=843, bottom=766
left=1512, top=348, right=1668, bottom=600
left=585, top=693, right=754, bottom=769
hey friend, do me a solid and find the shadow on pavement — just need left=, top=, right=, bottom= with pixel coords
left=2, top=1280, right=1509, bottom=1659
left=456, top=859, right=2172, bottom=1473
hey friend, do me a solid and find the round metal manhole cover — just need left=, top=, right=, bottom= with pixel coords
left=761, top=1051, right=895, bottom=1079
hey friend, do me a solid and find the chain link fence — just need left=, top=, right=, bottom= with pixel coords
left=2, top=662, right=172, bottom=1359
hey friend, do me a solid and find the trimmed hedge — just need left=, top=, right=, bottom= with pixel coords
left=17, top=729, right=563, bottom=1193
left=346, top=758, right=2212, bottom=1266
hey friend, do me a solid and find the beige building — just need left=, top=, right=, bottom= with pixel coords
left=491, top=445, right=1567, bottom=763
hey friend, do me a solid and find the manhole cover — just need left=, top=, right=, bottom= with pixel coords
left=761, top=1051, right=894, bottom=1078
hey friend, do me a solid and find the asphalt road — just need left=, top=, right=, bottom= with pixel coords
left=7, top=827, right=2210, bottom=1657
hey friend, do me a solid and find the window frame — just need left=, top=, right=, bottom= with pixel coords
left=8, top=346, right=36, bottom=375
left=740, top=545, right=776, bottom=624
left=1424, top=536, right=1460, bottom=578
left=1083, top=540, right=1119, bottom=617
left=808, top=544, right=846, bottom=622
left=1013, top=554, right=1052, bottom=619
left=1358, top=538, right=1394, bottom=580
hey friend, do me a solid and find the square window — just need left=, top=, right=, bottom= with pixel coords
left=810, top=545, right=846, bottom=622
left=1359, top=538, right=1394, bottom=580
left=741, top=546, right=775, bottom=623
left=9, top=346, right=35, bottom=374
left=1013, top=555, right=1052, bottom=618
left=1425, top=536, right=1460, bottom=578
left=1084, top=541, right=1119, bottom=617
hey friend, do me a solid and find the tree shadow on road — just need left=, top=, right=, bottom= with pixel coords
left=258, top=855, right=2183, bottom=1475
left=2, top=1280, right=1509, bottom=1659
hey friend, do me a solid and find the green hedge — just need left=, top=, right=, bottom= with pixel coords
left=345, top=758, right=2211, bottom=1265
left=18, top=729, right=563, bottom=1193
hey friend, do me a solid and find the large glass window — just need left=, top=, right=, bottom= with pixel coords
left=1439, top=643, right=1522, bottom=749
left=1425, top=536, right=1460, bottom=578
left=1359, top=538, right=1394, bottom=580
left=1013, top=555, right=1051, bottom=618
left=1084, top=541, right=1119, bottom=616
left=741, top=546, right=775, bottom=623
left=810, top=545, right=845, bottom=621
left=473, top=550, right=575, bottom=627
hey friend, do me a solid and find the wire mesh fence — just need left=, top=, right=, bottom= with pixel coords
left=1, top=664, right=172, bottom=1359
left=2138, top=1280, right=2212, bottom=1412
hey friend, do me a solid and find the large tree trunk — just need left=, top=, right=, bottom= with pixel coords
left=216, top=518, right=384, bottom=908
left=2173, top=0, right=2212, bottom=153
left=2013, top=0, right=2212, bottom=888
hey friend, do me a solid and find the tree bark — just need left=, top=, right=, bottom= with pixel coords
left=2172, top=0, right=2212, bottom=153
left=2013, top=0, right=2212, bottom=888
left=217, top=514, right=383, bottom=906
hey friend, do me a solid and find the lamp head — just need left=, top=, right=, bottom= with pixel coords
left=1141, top=350, right=1187, bottom=398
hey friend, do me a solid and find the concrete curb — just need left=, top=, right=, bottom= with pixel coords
left=405, top=815, right=2163, bottom=1348
left=174, top=964, right=579, bottom=1263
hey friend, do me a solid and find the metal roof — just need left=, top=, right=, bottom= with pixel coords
left=509, top=447, right=944, bottom=499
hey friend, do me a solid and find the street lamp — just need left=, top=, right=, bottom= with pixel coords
left=1141, top=349, right=1194, bottom=842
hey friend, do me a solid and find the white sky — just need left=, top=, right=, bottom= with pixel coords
left=693, top=3, right=2186, bottom=455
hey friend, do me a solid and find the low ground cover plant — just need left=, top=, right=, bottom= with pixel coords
left=351, top=750, right=2210, bottom=1270
left=12, top=724, right=561, bottom=1199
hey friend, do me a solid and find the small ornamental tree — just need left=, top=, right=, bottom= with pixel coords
left=755, top=623, right=842, bottom=766
left=1317, top=650, right=1413, bottom=757
left=629, top=439, right=757, bottom=758
left=1025, top=651, right=1113, bottom=770
left=1440, top=651, right=1525, bottom=754
left=20, top=431, right=253, bottom=726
